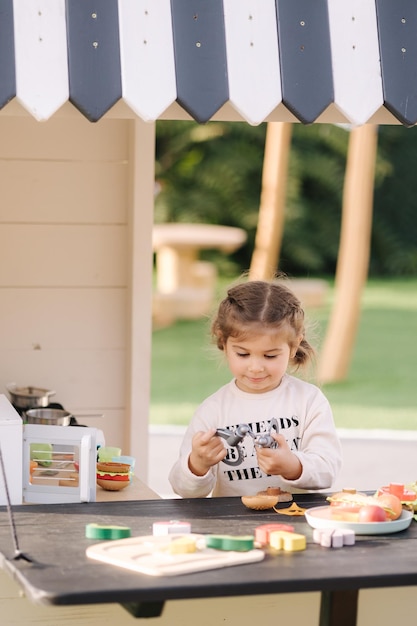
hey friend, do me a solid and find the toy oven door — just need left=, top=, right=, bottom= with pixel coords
left=22, top=424, right=97, bottom=504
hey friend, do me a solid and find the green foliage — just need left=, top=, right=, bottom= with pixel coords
left=280, top=125, right=348, bottom=274
left=372, top=126, right=417, bottom=275
left=155, top=121, right=265, bottom=275
left=320, top=279, right=417, bottom=429
left=155, top=120, right=417, bottom=277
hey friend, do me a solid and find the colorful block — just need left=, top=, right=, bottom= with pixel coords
left=269, top=530, right=306, bottom=552
left=313, top=528, right=355, bottom=548
left=255, top=523, right=295, bottom=545
left=205, top=535, right=255, bottom=552
left=167, top=536, right=197, bottom=554
left=85, top=523, right=131, bottom=540
left=152, top=520, right=191, bottom=536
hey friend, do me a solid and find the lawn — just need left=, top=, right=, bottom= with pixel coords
left=150, top=278, right=417, bottom=431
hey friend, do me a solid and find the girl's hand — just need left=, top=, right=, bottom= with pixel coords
left=188, top=429, right=227, bottom=476
left=256, top=433, right=302, bottom=481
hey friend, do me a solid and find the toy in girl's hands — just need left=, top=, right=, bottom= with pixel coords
left=216, top=419, right=279, bottom=467
left=216, top=423, right=251, bottom=447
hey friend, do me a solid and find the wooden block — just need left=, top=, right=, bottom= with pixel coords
left=205, top=535, right=255, bottom=552
left=269, top=530, right=306, bottom=552
left=166, top=536, right=197, bottom=555
left=255, top=523, right=294, bottom=545
left=85, top=523, right=131, bottom=540
left=153, top=521, right=191, bottom=536
left=313, top=528, right=355, bottom=548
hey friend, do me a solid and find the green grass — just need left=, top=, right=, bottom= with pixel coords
left=150, top=278, right=417, bottom=431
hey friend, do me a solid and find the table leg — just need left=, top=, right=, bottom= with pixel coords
left=319, top=589, right=359, bottom=626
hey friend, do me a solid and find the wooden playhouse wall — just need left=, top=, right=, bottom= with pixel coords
left=0, top=113, right=154, bottom=478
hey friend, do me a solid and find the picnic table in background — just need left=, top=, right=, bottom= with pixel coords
left=152, top=223, right=246, bottom=325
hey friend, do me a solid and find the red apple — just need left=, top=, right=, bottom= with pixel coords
left=358, top=505, right=387, bottom=523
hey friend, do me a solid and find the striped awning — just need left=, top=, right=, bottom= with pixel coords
left=1, top=0, right=416, bottom=126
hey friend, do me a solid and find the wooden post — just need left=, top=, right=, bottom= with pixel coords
left=126, top=118, right=156, bottom=480
left=318, top=125, right=378, bottom=383
left=249, top=122, right=292, bottom=280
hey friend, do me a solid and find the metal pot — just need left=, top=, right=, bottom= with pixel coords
left=24, top=408, right=104, bottom=426
left=6, top=384, right=56, bottom=410
left=25, top=408, right=72, bottom=426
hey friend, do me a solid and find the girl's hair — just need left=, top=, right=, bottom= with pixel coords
left=211, top=280, right=314, bottom=368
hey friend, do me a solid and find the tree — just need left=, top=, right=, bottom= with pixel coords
left=154, top=120, right=410, bottom=278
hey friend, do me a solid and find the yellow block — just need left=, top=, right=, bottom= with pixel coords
left=167, top=536, right=198, bottom=555
left=269, top=531, right=306, bottom=552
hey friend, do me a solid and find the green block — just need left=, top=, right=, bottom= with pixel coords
left=205, top=534, right=254, bottom=552
left=86, top=523, right=131, bottom=540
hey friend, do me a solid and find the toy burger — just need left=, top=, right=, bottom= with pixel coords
left=96, top=461, right=131, bottom=491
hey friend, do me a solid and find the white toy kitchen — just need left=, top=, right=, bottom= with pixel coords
left=0, top=394, right=99, bottom=505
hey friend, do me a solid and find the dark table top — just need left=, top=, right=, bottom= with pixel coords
left=0, top=493, right=416, bottom=609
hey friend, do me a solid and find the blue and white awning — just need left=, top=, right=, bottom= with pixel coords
left=1, top=0, right=416, bottom=126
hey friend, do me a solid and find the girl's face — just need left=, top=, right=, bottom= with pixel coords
left=224, top=328, right=298, bottom=394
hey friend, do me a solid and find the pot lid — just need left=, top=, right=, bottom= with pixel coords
left=6, top=384, right=55, bottom=398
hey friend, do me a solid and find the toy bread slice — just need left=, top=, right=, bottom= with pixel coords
left=241, top=495, right=279, bottom=510
left=241, top=487, right=292, bottom=510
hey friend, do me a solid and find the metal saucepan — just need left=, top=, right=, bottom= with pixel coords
left=6, top=383, right=56, bottom=410
left=25, top=408, right=103, bottom=426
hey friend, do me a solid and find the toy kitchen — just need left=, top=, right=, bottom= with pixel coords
left=0, top=386, right=103, bottom=506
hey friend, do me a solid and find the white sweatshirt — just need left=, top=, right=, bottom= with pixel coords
left=168, top=374, right=342, bottom=498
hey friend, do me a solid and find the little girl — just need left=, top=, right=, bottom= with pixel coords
left=168, top=280, right=342, bottom=498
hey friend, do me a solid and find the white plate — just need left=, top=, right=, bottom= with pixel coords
left=305, top=506, right=414, bottom=535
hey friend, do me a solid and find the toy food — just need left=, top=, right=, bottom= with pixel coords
left=256, top=487, right=293, bottom=501
left=96, top=461, right=131, bottom=491
left=255, top=523, right=295, bottom=544
left=30, top=442, right=52, bottom=467
left=404, top=482, right=417, bottom=511
left=327, top=489, right=403, bottom=521
left=274, top=502, right=307, bottom=516
left=241, top=495, right=280, bottom=510
left=241, top=487, right=292, bottom=510
left=376, top=483, right=417, bottom=505
left=59, top=472, right=79, bottom=487
left=357, top=505, right=386, bottom=523
left=373, top=493, right=403, bottom=520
